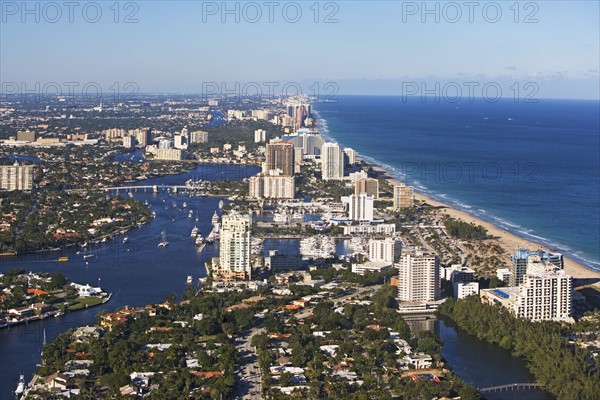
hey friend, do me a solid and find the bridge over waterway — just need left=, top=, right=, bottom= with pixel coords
left=479, top=382, right=544, bottom=394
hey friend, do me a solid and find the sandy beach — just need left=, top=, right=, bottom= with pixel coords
left=369, top=165, right=600, bottom=285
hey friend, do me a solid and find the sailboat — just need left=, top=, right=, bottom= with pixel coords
left=158, top=229, right=169, bottom=247
left=83, top=244, right=94, bottom=260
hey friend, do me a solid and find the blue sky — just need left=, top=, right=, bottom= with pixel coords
left=1, top=1, right=598, bottom=99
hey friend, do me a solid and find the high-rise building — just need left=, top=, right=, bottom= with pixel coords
left=397, top=250, right=440, bottom=303
left=321, top=142, right=344, bottom=180
left=295, top=105, right=307, bottom=129
left=0, top=162, right=34, bottom=191
left=174, top=135, right=187, bottom=149
left=369, top=238, right=401, bottom=263
left=103, top=128, right=126, bottom=142
left=190, top=131, right=208, bottom=144
left=343, top=148, right=356, bottom=166
left=393, top=184, right=414, bottom=209
left=122, top=135, right=136, bottom=149
left=266, top=142, right=294, bottom=176
left=254, top=129, right=267, bottom=143
left=17, top=130, right=36, bottom=142
left=283, top=132, right=325, bottom=157
left=510, top=249, right=564, bottom=286
left=249, top=174, right=295, bottom=199
left=147, top=147, right=185, bottom=161
left=355, top=178, right=379, bottom=199
left=513, top=257, right=572, bottom=322
left=482, top=256, right=572, bottom=322
left=218, top=214, right=252, bottom=280
left=132, top=128, right=152, bottom=147
left=345, top=193, right=374, bottom=221
left=510, top=249, right=529, bottom=287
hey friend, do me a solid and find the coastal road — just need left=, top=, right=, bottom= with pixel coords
left=233, top=326, right=264, bottom=400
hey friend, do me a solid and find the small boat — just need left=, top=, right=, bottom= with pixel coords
left=218, top=200, right=224, bottom=209
left=188, top=210, right=193, bottom=218
left=123, top=237, right=129, bottom=244
left=58, top=257, right=69, bottom=262
left=183, top=202, right=187, bottom=208
left=15, top=374, right=24, bottom=397
left=186, top=275, right=192, bottom=284
left=101, top=237, right=107, bottom=243
left=195, top=235, right=205, bottom=246
left=158, top=229, right=169, bottom=248
left=83, top=254, right=94, bottom=260
left=191, top=226, right=199, bottom=237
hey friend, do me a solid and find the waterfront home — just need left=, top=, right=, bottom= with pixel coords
left=400, top=353, right=433, bottom=370
left=45, top=372, right=70, bottom=391
left=31, top=302, right=55, bottom=315
left=8, top=306, right=34, bottom=318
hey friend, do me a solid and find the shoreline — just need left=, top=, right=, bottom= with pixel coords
left=312, top=107, right=599, bottom=281
left=368, top=163, right=600, bottom=285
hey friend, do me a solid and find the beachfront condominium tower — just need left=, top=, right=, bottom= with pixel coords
left=355, top=177, right=379, bottom=199
left=397, top=249, right=440, bottom=303
left=321, top=142, right=344, bottom=180
left=0, top=162, right=34, bottom=191
left=266, top=142, right=294, bottom=176
left=510, top=249, right=564, bottom=286
left=514, top=256, right=572, bottom=322
left=219, top=214, right=252, bottom=280
left=393, top=184, right=414, bottom=209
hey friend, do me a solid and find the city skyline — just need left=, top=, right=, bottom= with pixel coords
left=1, top=1, right=598, bottom=99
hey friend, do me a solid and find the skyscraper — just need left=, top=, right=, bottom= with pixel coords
left=397, top=250, right=440, bottom=303
left=266, top=142, right=294, bottom=176
left=481, top=256, right=572, bottom=322
left=510, top=249, right=564, bottom=286
left=346, top=193, right=374, bottom=221
left=393, top=184, right=414, bottom=209
left=514, top=257, right=572, bottom=322
left=133, top=128, right=152, bottom=147
left=355, top=177, right=379, bottom=199
left=218, top=214, right=252, bottom=280
left=0, top=162, right=34, bottom=191
left=369, top=238, right=401, bottom=263
left=249, top=174, right=295, bottom=199
left=321, top=142, right=344, bottom=180
left=343, top=147, right=356, bottom=166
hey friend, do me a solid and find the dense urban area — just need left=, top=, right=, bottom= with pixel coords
left=1, top=94, right=599, bottom=400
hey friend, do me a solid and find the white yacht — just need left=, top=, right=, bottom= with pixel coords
left=191, top=226, right=199, bottom=237
left=15, top=374, right=24, bottom=397
left=186, top=275, right=192, bottom=284
left=158, top=230, right=169, bottom=247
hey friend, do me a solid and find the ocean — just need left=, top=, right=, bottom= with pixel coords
left=313, top=96, right=600, bottom=272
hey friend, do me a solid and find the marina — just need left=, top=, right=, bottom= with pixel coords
left=0, top=163, right=258, bottom=398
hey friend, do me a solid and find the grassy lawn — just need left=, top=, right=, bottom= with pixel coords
left=67, top=296, right=104, bottom=311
